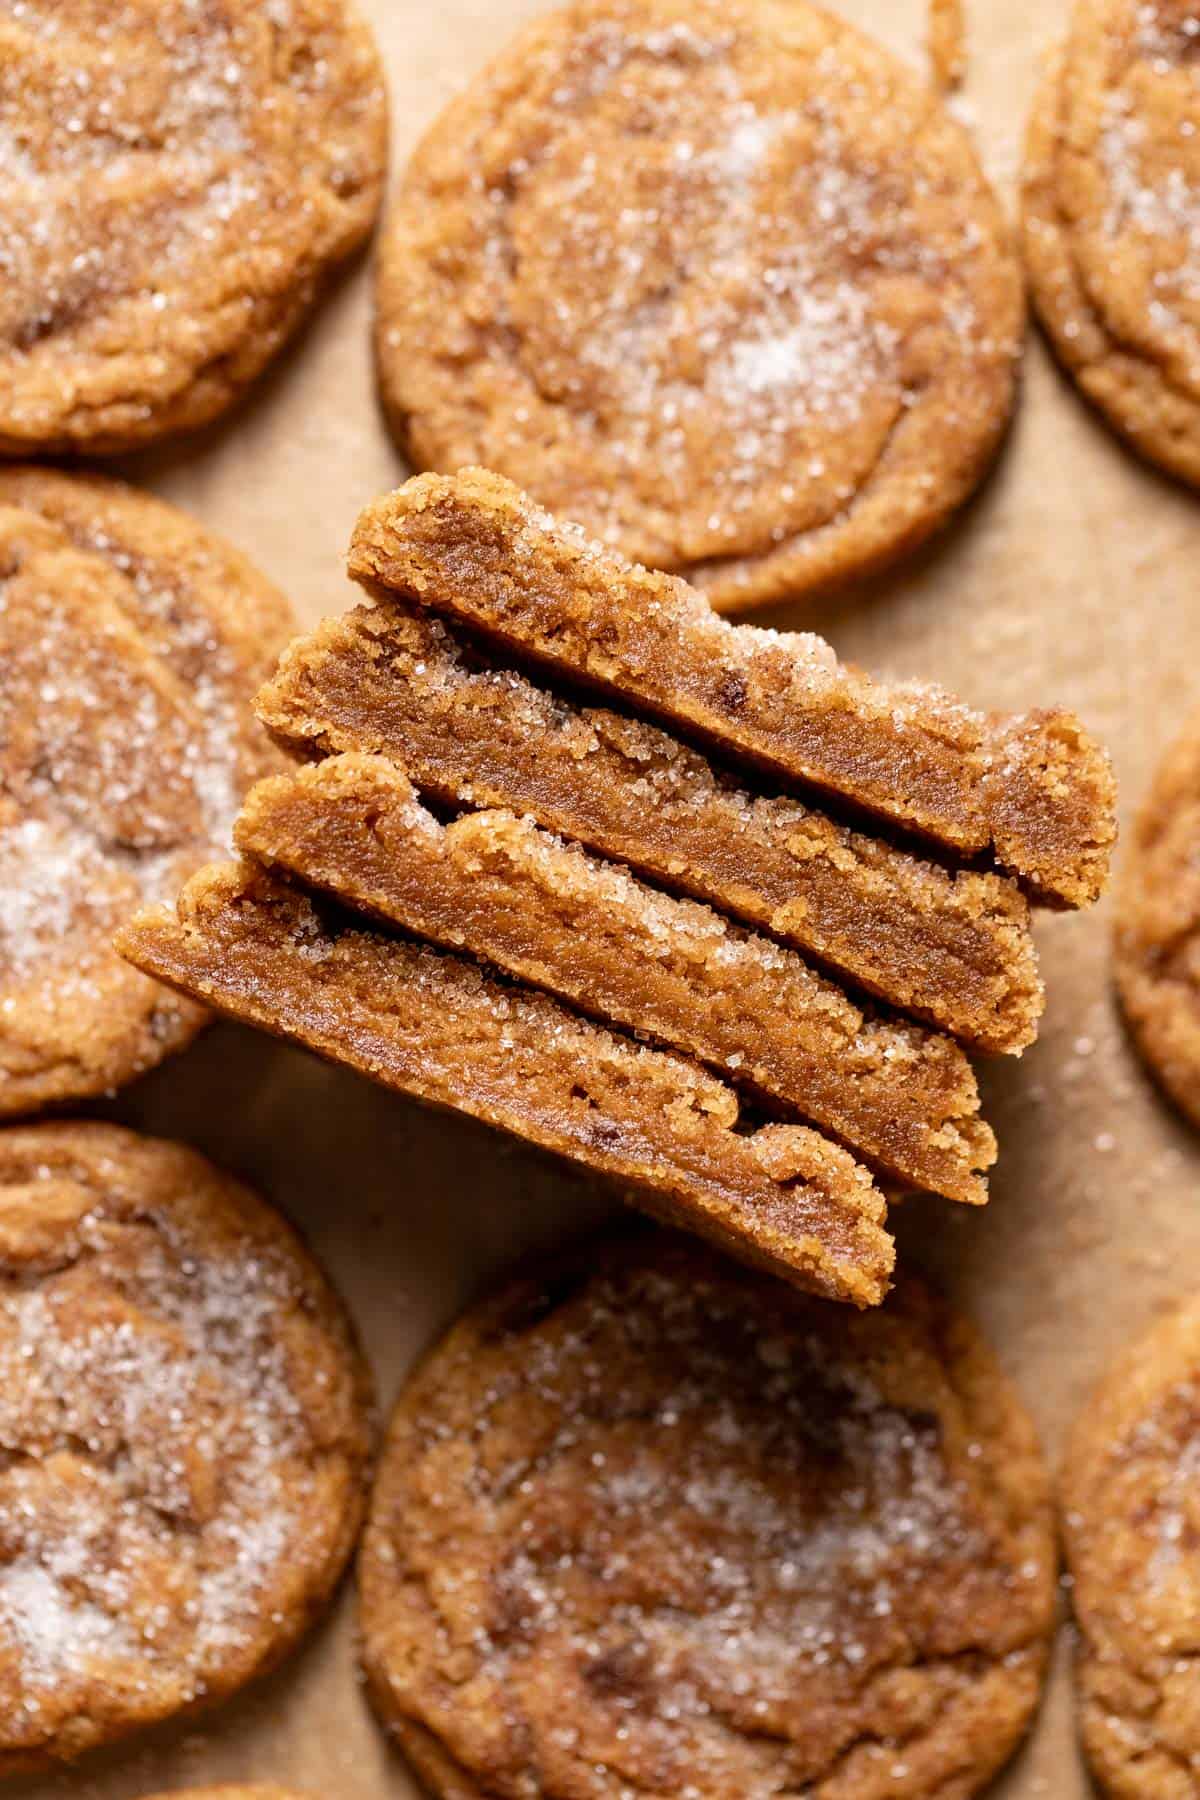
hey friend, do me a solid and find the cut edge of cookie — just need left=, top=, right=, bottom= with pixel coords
left=115, top=862, right=896, bottom=1308
left=253, top=602, right=1047, bottom=1054
left=346, top=467, right=1117, bottom=907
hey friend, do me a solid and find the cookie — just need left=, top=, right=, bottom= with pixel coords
left=0, top=1121, right=373, bottom=1774
left=376, top=0, right=1022, bottom=614
left=0, top=0, right=387, bottom=455
left=117, top=862, right=894, bottom=1307
left=0, top=467, right=295, bottom=1117
left=1023, top=0, right=1200, bottom=485
left=256, top=601, right=1045, bottom=1053
left=1114, top=709, right=1200, bottom=1124
left=360, top=1230, right=1056, bottom=1800
left=1062, top=1293, right=1200, bottom=1797
left=348, top=469, right=1118, bottom=908
left=237, top=753, right=997, bottom=1203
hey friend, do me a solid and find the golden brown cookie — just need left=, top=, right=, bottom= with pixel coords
left=0, top=467, right=295, bottom=1117
left=1062, top=1293, right=1200, bottom=1798
left=236, top=753, right=997, bottom=1205
left=0, top=1121, right=373, bottom=1776
left=348, top=469, right=1118, bottom=910
left=376, top=0, right=1023, bottom=612
left=117, top=862, right=895, bottom=1309
left=1114, top=709, right=1200, bottom=1124
left=255, top=601, right=1046, bottom=1055
left=360, top=1230, right=1057, bottom=1800
left=1023, top=1, right=1200, bottom=485
left=0, top=0, right=387, bottom=455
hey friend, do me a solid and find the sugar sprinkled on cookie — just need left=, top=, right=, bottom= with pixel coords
left=377, top=0, right=1023, bottom=611
left=0, top=0, right=387, bottom=454
left=361, top=1229, right=1056, bottom=1800
left=1062, top=1291, right=1200, bottom=1797
left=0, top=1121, right=373, bottom=1775
left=1115, top=705, right=1200, bottom=1123
left=0, top=467, right=294, bottom=1117
left=1023, top=0, right=1200, bottom=483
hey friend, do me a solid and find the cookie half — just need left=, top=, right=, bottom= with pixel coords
left=348, top=469, right=1117, bottom=910
left=0, top=0, right=387, bottom=454
left=0, top=467, right=295, bottom=1116
left=377, top=0, right=1023, bottom=611
left=254, top=601, right=1045, bottom=1055
left=1023, top=0, right=1200, bottom=484
left=235, top=754, right=997, bottom=1205
left=360, top=1230, right=1056, bottom=1800
left=0, top=1121, right=373, bottom=1775
left=1062, top=1293, right=1200, bottom=1798
left=1115, top=708, right=1200, bottom=1124
left=118, top=862, right=895, bottom=1309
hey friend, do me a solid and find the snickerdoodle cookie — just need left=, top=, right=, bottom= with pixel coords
left=1115, top=708, right=1200, bottom=1124
left=0, top=467, right=294, bottom=1117
left=1062, top=1293, right=1200, bottom=1797
left=0, top=1121, right=373, bottom=1775
left=0, top=0, right=387, bottom=455
left=360, top=1230, right=1055, bottom=1800
left=376, top=0, right=1023, bottom=612
left=1023, top=0, right=1200, bottom=484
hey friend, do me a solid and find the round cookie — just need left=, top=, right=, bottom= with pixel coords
left=0, top=466, right=295, bottom=1117
left=0, top=1121, right=373, bottom=1775
left=1023, top=0, right=1200, bottom=485
left=376, top=0, right=1024, bottom=614
left=0, top=0, right=387, bottom=455
left=1114, top=709, right=1200, bottom=1124
left=1062, top=1294, right=1200, bottom=1798
left=361, top=1229, right=1056, bottom=1800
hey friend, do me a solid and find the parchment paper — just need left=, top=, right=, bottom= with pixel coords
left=24, top=1, right=1200, bottom=1794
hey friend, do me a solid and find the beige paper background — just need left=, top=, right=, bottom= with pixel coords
left=22, top=0, right=1200, bottom=1794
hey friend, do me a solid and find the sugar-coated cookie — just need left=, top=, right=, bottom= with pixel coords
left=0, top=0, right=387, bottom=454
left=1062, top=1292, right=1200, bottom=1797
left=0, top=1122, right=373, bottom=1773
left=1115, top=708, right=1200, bottom=1124
left=377, top=0, right=1023, bottom=612
left=0, top=468, right=294, bottom=1116
left=1024, top=0, right=1200, bottom=484
left=360, top=1230, right=1056, bottom=1800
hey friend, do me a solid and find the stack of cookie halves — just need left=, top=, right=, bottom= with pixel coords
left=119, top=469, right=1117, bottom=1308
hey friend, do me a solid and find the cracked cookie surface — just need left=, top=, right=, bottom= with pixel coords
left=360, top=1229, right=1055, bottom=1800
left=1115, top=708, right=1200, bottom=1124
left=1023, top=0, right=1200, bottom=484
left=376, top=0, right=1022, bottom=611
left=0, top=1120, right=373, bottom=1775
left=0, top=467, right=294, bottom=1117
left=1062, top=1293, right=1200, bottom=1798
left=0, top=0, right=387, bottom=455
